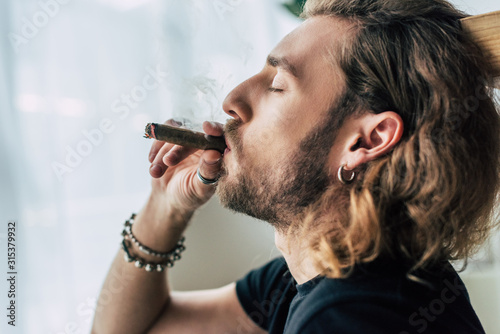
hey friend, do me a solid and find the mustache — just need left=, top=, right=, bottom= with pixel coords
left=224, top=118, right=243, bottom=152
left=224, top=118, right=242, bottom=135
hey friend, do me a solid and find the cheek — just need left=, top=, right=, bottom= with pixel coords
left=243, top=119, right=291, bottom=164
left=280, top=95, right=321, bottom=139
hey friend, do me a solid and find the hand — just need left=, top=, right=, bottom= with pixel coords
left=147, top=120, right=224, bottom=217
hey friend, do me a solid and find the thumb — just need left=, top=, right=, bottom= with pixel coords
left=197, top=150, right=222, bottom=186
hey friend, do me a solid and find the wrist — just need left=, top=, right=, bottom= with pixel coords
left=119, top=214, right=187, bottom=272
left=143, top=192, right=194, bottom=224
left=132, top=194, right=194, bottom=253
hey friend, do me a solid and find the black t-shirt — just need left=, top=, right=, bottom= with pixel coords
left=235, top=257, right=485, bottom=334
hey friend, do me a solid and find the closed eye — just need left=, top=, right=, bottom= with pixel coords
left=268, top=87, right=284, bottom=93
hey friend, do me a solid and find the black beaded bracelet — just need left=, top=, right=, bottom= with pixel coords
left=120, top=213, right=186, bottom=272
left=121, top=213, right=186, bottom=259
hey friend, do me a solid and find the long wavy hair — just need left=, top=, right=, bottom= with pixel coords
left=299, top=0, right=500, bottom=278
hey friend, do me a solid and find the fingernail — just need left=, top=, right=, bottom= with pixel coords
left=150, top=164, right=163, bottom=175
left=165, top=152, right=177, bottom=162
left=149, top=153, right=155, bottom=162
left=204, top=157, right=222, bottom=165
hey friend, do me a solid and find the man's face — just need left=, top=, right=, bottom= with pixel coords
left=216, top=16, right=351, bottom=229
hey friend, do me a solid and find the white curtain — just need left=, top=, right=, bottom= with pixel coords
left=0, top=1, right=299, bottom=333
left=0, top=1, right=498, bottom=333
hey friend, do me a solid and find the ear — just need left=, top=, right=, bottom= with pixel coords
left=341, top=112, right=404, bottom=169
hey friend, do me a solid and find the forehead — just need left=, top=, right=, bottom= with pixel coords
left=270, top=16, right=350, bottom=81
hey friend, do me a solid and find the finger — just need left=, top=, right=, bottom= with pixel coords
left=148, top=119, right=182, bottom=163
left=163, top=121, right=224, bottom=166
left=163, top=145, right=198, bottom=167
left=197, top=150, right=223, bottom=184
left=149, top=143, right=174, bottom=178
left=149, top=140, right=165, bottom=163
left=203, top=121, right=224, bottom=137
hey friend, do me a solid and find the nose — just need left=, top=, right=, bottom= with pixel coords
left=222, top=76, right=255, bottom=123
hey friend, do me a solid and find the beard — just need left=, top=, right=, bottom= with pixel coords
left=216, top=103, right=353, bottom=232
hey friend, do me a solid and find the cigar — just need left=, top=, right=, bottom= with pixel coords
left=144, top=123, right=227, bottom=153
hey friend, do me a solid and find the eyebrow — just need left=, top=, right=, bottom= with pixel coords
left=267, top=55, right=299, bottom=78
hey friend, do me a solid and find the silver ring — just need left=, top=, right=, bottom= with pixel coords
left=197, top=168, right=218, bottom=185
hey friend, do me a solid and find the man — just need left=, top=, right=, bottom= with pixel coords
left=92, top=0, right=499, bottom=333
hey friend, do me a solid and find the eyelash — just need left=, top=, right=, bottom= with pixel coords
left=268, top=87, right=284, bottom=93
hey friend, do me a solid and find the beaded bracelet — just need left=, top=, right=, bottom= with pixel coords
left=121, top=213, right=185, bottom=259
left=120, top=213, right=186, bottom=272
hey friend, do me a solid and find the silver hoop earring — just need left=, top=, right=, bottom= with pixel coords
left=337, top=164, right=355, bottom=185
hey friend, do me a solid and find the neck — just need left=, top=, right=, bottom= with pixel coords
left=274, top=229, right=321, bottom=285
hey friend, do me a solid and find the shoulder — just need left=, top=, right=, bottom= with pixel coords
left=287, top=264, right=485, bottom=334
left=235, top=257, right=296, bottom=331
left=235, top=257, right=292, bottom=300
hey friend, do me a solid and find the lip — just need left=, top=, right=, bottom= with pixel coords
left=224, top=137, right=232, bottom=151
